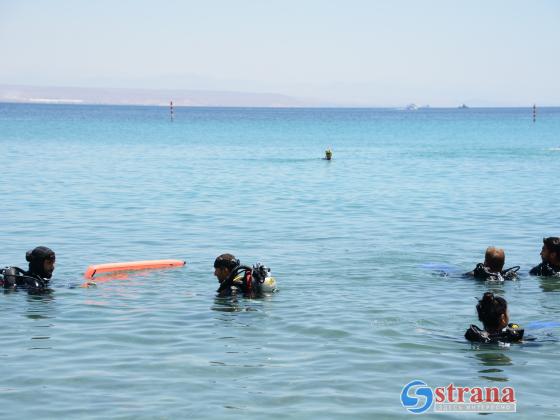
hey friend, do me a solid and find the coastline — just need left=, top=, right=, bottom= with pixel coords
left=0, top=84, right=316, bottom=108
left=2, top=85, right=555, bottom=109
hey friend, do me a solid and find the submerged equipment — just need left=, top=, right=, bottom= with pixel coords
left=469, top=263, right=520, bottom=281
left=84, top=259, right=186, bottom=279
left=217, top=262, right=277, bottom=295
left=465, top=323, right=524, bottom=344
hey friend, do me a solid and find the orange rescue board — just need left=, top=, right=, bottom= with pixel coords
left=84, top=259, right=186, bottom=279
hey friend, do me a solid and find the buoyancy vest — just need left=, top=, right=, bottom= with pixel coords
left=469, top=263, right=520, bottom=281
left=529, top=262, right=560, bottom=277
left=465, top=323, right=524, bottom=343
left=1, top=266, right=49, bottom=292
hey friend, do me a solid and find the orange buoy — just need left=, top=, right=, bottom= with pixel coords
left=84, top=259, right=186, bottom=279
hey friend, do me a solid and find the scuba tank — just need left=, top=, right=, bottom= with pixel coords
left=251, top=263, right=277, bottom=293
left=0, top=266, right=48, bottom=292
left=217, top=262, right=277, bottom=295
left=1, top=267, right=21, bottom=288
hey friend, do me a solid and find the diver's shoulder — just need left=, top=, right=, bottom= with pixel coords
left=529, top=262, right=544, bottom=275
left=465, top=324, right=487, bottom=342
left=529, top=262, right=559, bottom=276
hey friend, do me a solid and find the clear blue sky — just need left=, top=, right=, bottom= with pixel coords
left=1, top=0, right=558, bottom=106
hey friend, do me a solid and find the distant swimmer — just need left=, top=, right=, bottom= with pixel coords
left=0, top=246, right=56, bottom=293
left=324, top=148, right=332, bottom=160
left=529, top=237, right=560, bottom=277
left=463, top=246, right=519, bottom=281
left=465, top=292, right=524, bottom=344
left=214, top=253, right=277, bottom=296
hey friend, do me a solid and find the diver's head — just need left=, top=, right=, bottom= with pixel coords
left=541, top=237, right=560, bottom=266
left=476, top=292, right=508, bottom=332
left=213, top=253, right=239, bottom=283
left=26, top=246, right=56, bottom=279
left=484, top=246, right=505, bottom=272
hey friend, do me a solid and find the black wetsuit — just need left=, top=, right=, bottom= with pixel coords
left=1, top=267, right=49, bottom=292
left=529, top=262, right=560, bottom=277
left=465, top=323, right=524, bottom=344
left=22, top=270, right=49, bottom=291
left=465, top=263, right=519, bottom=281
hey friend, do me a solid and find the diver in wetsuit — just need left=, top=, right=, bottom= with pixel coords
left=464, top=246, right=519, bottom=281
left=214, top=253, right=277, bottom=296
left=1, top=246, right=56, bottom=293
left=465, top=292, right=524, bottom=344
left=529, top=237, right=560, bottom=277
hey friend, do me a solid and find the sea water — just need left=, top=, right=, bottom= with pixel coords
left=0, top=104, right=559, bottom=418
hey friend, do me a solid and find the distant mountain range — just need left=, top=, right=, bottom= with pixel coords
left=0, top=84, right=322, bottom=107
left=1, top=85, right=550, bottom=109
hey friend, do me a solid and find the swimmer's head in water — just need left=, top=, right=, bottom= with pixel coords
left=476, top=292, right=508, bottom=332
left=213, top=253, right=239, bottom=283
left=541, top=237, right=560, bottom=266
left=484, top=246, right=505, bottom=272
left=26, top=246, right=56, bottom=279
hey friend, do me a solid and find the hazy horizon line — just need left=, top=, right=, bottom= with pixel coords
left=0, top=83, right=555, bottom=109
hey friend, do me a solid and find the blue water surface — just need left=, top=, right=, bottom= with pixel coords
left=1, top=104, right=559, bottom=418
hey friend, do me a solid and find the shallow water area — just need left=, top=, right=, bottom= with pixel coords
left=1, top=104, right=560, bottom=418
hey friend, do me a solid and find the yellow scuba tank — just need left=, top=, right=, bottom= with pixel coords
left=253, top=263, right=277, bottom=293
left=260, top=274, right=277, bottom=293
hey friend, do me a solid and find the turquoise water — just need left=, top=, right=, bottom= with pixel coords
left=1, top=103, right=559, bottom=418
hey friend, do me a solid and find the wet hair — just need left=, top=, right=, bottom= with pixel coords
left=543, top=237, right=560, bottom=254
left=484, top=247, right=505, bottom=272
left=213, top=253, right=239, bottom=270
left=476, top=292, right=508, bottom=330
